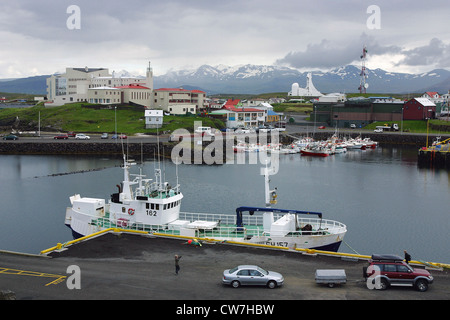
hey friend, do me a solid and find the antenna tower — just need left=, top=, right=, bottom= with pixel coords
left=358, top=45, right=369, bottom=94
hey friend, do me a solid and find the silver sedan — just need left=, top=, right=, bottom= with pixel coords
left=222, top=265, right=284, bottom=289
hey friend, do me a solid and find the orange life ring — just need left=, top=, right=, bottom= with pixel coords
left=128, top=208, right=135, bottom=215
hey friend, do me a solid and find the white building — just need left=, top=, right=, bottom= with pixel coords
left=145, top=109, right=163, bottom=129
left=318, top=93, right=347, bottom=103
left=46, top=62, right=154, bottom=107
left=288, top=73, right=323, bottom=97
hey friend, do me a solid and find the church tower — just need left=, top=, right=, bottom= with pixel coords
left=146, top=61, right=154, bottom=90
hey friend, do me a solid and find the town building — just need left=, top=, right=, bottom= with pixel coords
left=288, top=73, right=323, bottom=97
left=223, top=105, right=266, bottom=128
left=422, top=92, right=440, bottom=100
left=144, top=109, right=163, bottom=129
left=313, top=97, right=405, bottom=128
left=46, top=63, right=154, bottom=107
left=87, top=87, right=121, bottom=105
left=151, top=88, right=206, bottom=115
left=403, top=98, right=436, bottom=120
left=115, top=84, right=152, bottom=108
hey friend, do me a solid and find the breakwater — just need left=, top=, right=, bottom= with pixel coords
left=0, top=142, right=173, bottom=157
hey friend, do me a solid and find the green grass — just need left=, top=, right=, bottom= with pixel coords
left=272, top=103, right=313, bottom=113
left=0, top=103, right=225, bottom=135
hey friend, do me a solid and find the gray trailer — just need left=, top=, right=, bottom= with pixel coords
left=315, top=269, right=347, bottom=288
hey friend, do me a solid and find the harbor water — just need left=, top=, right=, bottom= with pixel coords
left=0, top=145, right=449, bottom=264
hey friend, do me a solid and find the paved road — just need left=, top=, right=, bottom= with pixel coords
left=1, top=234, right=449, bottom=302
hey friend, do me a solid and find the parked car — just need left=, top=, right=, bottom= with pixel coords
left=67, top=131, right=76, bottom=137
left=2, top=134, right=18, bottom=140
left=112, top=134, right=127, bottom=139
left=222, top=265, right=284, bottom=289
left=374, top=128, right=383, bottom=133
left=350, top=124, right=356, bottom=129
left=364, top=254, right=433, bottom=292
left=101, top=133, right=109, bottom=139
left=75, top=133, right=90, bottom=140
left=318, top=126, right=326, bottom=129
left=54, top=134, right=69, bottom=140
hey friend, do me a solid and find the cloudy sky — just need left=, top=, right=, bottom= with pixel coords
left=0, top=0, right=449, bottom=78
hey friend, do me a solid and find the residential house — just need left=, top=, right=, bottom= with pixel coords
left=145, top=109, right=163, bottom=129
left=422, top=92, right=440, bottom=100
left=222, top=105, right=266, bottom=128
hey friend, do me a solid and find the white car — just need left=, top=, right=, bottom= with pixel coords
left=222, top=265, right=284, bottom=289
left=374, top=128, right=383, bottom=133
left=75, top=133, right=90, bottom=140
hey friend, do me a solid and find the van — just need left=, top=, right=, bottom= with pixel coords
left=195, top=126, right=212, bottom=135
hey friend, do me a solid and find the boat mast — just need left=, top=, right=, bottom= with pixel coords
left=262, top=164, right=277, bottom=208
left=121, top=154, right=134, bottom=200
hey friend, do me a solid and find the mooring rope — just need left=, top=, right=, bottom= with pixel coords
left=342, top=239, right=361, bottom=255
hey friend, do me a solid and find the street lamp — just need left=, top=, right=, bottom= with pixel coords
left=401, top=107, right=404, bottom=135
left=114, top=106, right=117, bottom=142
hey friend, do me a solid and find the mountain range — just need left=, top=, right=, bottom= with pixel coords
left=155, top=64, right=450, bottom=95
left=0, top=65, right=449, bottom=96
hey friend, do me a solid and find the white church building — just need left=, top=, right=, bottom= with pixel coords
left=288, top=72, right=322, bottom=97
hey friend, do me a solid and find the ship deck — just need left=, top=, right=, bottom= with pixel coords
left=92, top=211, right=338, bottom=240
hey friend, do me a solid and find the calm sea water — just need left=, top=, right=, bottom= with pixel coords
left=0, top=146, right=448, bottom=264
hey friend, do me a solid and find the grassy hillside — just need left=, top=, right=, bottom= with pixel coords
left=0, top=103, right=225, bottom=134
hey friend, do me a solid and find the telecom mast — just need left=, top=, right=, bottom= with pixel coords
left=358, top=45, right=369, bottom=94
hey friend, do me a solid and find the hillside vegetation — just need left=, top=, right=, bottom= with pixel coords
left=0, top=103, right=225, bottom=134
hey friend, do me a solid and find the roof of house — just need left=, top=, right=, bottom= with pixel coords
left=267, top=110, right=280, bottom=116
left=222, top=105, right=262, bottom=112
left=225, top=99, right=240, bottom=106
left=412, top=98, right=436, bottom=107
left=424, top=91, right=439, bottom=97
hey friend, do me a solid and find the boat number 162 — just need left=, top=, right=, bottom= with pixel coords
left=146, top=210, right=157, bottom=216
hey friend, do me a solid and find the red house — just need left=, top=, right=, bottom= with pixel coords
left=403, top=98, right=436, bottom=120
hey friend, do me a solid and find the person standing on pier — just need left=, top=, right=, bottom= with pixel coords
left=175, top=255, right=182, bottom=275
left=404, top=250, right=411, bottom=264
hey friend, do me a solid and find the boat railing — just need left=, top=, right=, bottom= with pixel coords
left=92, top=211, right=345, bottom=239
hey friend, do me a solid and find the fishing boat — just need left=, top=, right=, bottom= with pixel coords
left=65, top=155, right=347, bottom=252
left=300, top=145, right=332, bottom=157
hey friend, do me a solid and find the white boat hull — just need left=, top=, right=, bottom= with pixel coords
left=65, top=208, right=346, bottom=252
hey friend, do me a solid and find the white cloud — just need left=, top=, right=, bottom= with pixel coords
left=0, top=0, right=448, bottom=78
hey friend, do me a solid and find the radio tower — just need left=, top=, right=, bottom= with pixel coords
left=358, top=45, right=368, bottom=94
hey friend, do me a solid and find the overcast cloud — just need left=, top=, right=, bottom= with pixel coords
left=0, top=0, right=449, bottom=78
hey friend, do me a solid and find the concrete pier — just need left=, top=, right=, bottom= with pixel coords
left=1, top=232, right=449, bottom=301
